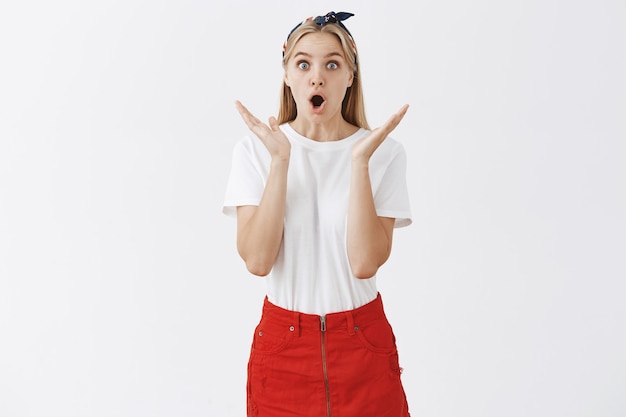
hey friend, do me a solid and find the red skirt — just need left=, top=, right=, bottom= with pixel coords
left=247, top=293, right=411, bottom=417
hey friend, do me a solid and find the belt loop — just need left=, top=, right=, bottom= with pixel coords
left=345, top=311, right=356, bottom=336
left=292, top=311, right=301, bottom=337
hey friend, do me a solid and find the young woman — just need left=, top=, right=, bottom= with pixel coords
left=223, top=11, right=412, bottom=417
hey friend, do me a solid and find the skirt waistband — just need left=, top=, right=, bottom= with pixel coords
left=260, top=293, right=389, bottom=335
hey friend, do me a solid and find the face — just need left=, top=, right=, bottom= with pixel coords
left=284, top=32, right=354, bottom=122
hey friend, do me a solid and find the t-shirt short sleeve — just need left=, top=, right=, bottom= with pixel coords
left=372, top=142, right=412, bottom=228
left=222, top=137, right=269, bottom=217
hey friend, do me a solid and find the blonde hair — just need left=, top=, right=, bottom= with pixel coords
left=277, top=19, right=370, bottom=129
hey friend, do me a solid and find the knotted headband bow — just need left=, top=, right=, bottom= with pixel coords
left=282, top=11, right=357, bottom=59
left=314, top=11, right=354, bottom=34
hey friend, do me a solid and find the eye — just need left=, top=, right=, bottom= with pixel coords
left=297, top=61, right=309, bottom=70
left=327, top=62, right=338, bottom=70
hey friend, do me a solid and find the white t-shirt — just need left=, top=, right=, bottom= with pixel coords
left=223, top=123, right=412, bottom=315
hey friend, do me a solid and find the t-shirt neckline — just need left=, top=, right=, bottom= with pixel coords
left=281, top=123, right=367, bottom=150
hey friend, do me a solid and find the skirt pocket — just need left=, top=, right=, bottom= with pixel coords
left=251, top=318, right=296, bottom=355
left=354, top=318, right=398, bottom=355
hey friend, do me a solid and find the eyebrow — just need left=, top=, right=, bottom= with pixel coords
left=293, top=51, right=344, bottom=59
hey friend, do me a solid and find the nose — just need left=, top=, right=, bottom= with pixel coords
left=310, top=69, right=324, bottom=86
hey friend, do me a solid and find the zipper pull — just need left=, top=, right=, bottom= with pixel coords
left=320, top=315, right=326, bottom=332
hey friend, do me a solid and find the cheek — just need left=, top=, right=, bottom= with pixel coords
left=289, top=74, right=308, bottom=91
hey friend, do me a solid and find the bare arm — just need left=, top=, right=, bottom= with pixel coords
left=347, top=104, right=409, bottom=278
left=234, top=101, right=291, bottom=276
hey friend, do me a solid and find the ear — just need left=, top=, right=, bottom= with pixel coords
left=347, top=72, right=354, bottom=87
left=284, top=72, right=290, bottom=87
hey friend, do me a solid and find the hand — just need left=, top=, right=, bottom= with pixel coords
left=352, top=104, right=409, bottom=162
left=235, top=100, right=291, bottom=161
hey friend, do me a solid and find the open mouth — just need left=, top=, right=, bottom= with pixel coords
left=311, top=95, right=325, bottom=108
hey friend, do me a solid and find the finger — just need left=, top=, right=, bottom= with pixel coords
left=396, top=104, right=409, bottom=121
left=235, top=101, right=257, bottom=124
left=268, top=116, right=280, bottom=132
left=234, top=100, right=251, bottom=118
left=388, top=104, right=409, bottom=126
left=381, top=104, right=409, bottom=135
left=235, top=101, right=266, bottom=132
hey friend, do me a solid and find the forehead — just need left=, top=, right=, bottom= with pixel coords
left=292, top=32, right=345, bottom=56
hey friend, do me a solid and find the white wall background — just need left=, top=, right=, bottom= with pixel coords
left=1, top=0, right=625, bottom=416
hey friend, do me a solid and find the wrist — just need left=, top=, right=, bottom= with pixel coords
left=351, top=157, right=369, bottom=170
left=271, top=155, right=290, bottom=168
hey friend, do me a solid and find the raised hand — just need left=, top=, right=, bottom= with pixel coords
left=235, top=100, right=291, bottom=161
left=352, top=104, right=409, bottom=162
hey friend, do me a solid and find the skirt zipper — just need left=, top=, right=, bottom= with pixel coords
left=320, top=315, right=331, bottom=417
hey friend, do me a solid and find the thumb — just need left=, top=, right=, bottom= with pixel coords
left=268, top=116, right=279, bottom=131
